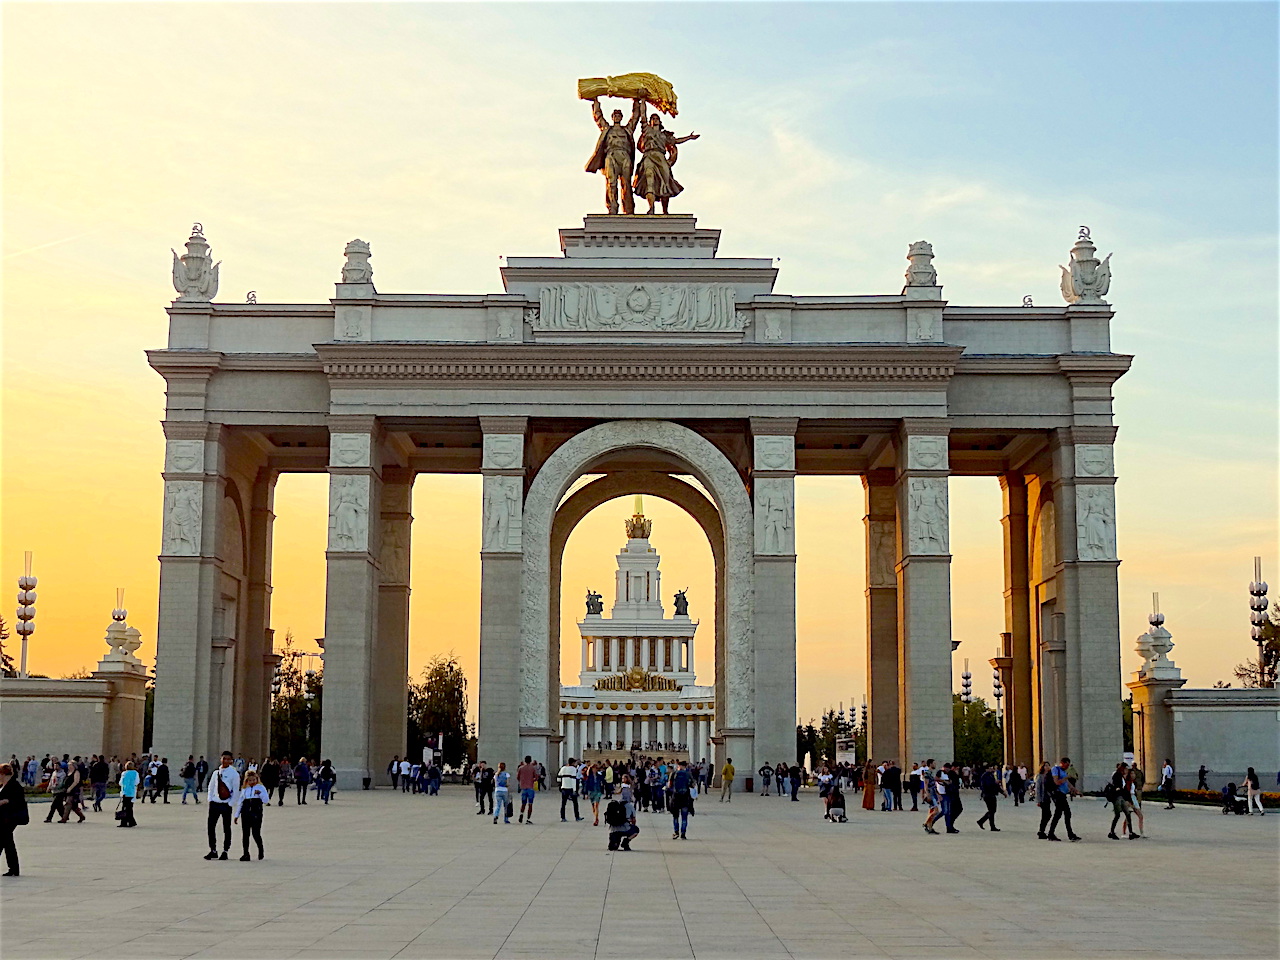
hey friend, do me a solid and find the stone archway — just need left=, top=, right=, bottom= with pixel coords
left=549, top=471, right=727, bottom=752
left=520, top=420, right=754, bottom=761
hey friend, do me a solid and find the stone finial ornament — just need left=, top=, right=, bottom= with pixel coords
left=1135, top=593, right=1181, bottom=681
left=905, top=241, right=938, bottom=286
left=342, top=239, right=373, bottom=284
left=171, top=223, right=221, bottom=302
left=1059, top=227, right=1112, bottom=304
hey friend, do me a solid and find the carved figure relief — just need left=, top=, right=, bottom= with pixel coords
left=330, top=434, right=370, bottom=468
left=537, top=283, right=741, bottom=332
left=165, top=439, right=203, bottom=474
left=906, top=477, right=949, bottom=555
left=328, top=475, right=370, bottom=552
left=754, top=436, right=794, bottom=471
left=868, top=522, right=896, bottom=587
left=341, top=239, right=373, bottom=283
left=162, top=480, right=204, bottom=556
left=482, top=435, right=522, bottom=469
left=907, top=435, right=948, bottom=471
left=494, top=307, right=518, bottom=340
left=761, top=312, right=783, bottom=341
left=482, top=476, right=522, bottom=552
left=380, top=518, right=410, bottom=585
left=908, top=308, right=940, bottom=342
left=341, top=309, right=363, bottom=339
left=1075, top=444, right=1114, bottom=478
left=755, top=479, right=794, bottom=555
left=1075, top=484, right=1117, bottom=561
left=171, top=224, right=220, bottom=302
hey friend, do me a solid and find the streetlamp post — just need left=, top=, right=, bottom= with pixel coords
left=15, top=552, right=37, bottom=678
left=1249, top=557, right=1275, bottom=688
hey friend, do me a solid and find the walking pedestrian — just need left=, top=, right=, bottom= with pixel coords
left=387, top=756, right=400, bottom=791
left=60, top=758, right=86, bottom=823
left=399, top=758, right=412, bottom=792
left=493, top=762, right=511, bottom=824
left=155, top=758, right=171, bottom=804
left=1126, top=767, right=1146, bottom=836
left=276, top=758, right=293, bottom=806
left=293, top=757, right=311, bottom=804
left=976, top=763, right=1005, bottom=831
left=1046, top=756, right=1081, bottom=842
left=1008, top=764, right=1025, bottom=807
left=942, top=763, right=963, bottom=833
left=1196, top=765, right=1209, bottom=791
left=1244, top=767, right=1265, bottom=815
left=1160, top=758, right=1175, bottom=809
left=1033, top=761, right=1052, bottom=838
left=204, top=752, right=240, bottom=860
left=234, top=769, right=269, bottom=861
left=43, top=764, right=68, bottom=823
left=317, top=760, right=336, bottom=804
left=516, top=756, right=538, bottom=824
left=1106, top=763, right=1139, bottom=840
left=0, top=764, right=28, bottom=876
left=719, top=758, right=735, bottom=802
left=558, top=758, right=584, bottom=822
left=195, top=756, right=208, bottom=791
left=118, top=761, right=139, bottom=827
left=908, top=762, right=922, bottom=811
left=90, top=756, right=110, bottom=812
left=669, top=761, right=693, bottom=839
left=921, top=759, right=942, bottom=835
left=258, top=758, right=279, bottom=804
left=180, top=756, right=200, bottom=804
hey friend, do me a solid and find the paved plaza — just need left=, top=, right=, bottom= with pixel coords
left=2, top=787, right=1277, bottom=960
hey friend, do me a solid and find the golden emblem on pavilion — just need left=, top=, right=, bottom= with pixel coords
left=594, top=666, right=679, bottom=693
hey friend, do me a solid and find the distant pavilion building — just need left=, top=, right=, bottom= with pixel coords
left=558, top=498, right=714, bottom=762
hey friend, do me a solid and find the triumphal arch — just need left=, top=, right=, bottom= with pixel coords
left=150, top=79, right=1129, bottom=786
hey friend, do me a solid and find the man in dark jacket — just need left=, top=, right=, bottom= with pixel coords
left=154, top=759, right=171, bottom=803
left=259, top=758, right=280, bottom=797
left=976, top=763, right=1005, bottom=831
left=195, top=756, right=209, bottom=790
left=89, top=756, right=110, bottom=812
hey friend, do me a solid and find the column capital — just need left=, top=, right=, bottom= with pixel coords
left=326, top=414, right=380, bottom=435
left=748, top=417, right=799, bottom=437
left=479, top=416, right=528, bottom=436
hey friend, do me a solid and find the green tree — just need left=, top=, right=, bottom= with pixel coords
left=815, top=708, right=841, bottom=765
left=0, top=616, right=14, bottom=677
left=951, top=694, right=1002, bottom=767
left=270, top=631, right=323, bottom=760
left=1121, top=696, right=1133, bottom=753
left=407, top=653, right=470, bottom=769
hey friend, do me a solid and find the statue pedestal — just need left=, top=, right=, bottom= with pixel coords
left=93, top=658, right=148, bottom=758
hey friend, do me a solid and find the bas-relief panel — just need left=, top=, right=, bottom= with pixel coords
left=906, top=435, right=948, bottom=471
left=1074, top=444, right=1114, bottom=478
left=1075, top=484, right=1118, bottom=562
left=482, top=435, right=523, bottom=470
left=754, top=478, right=794, bottom=555
left=867, top=522, right=896, bottom=587
left=482, top=475, right=523, bottom=552
left=905, top=477, right=949, bottom=555
left=753, top=436, right=794, bottom=472
left=164, top=439, right=204, bottom=474
left=330, top=433, right=371, bottom=468
left=537, top=283, right=742, bottom=332
left=161, top=480, right=204, bottom=557
left=380, top=519, right=410, bottom=585
left=328, top=475, right=371, bottom=553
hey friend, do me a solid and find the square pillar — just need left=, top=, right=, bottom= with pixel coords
left=863, top=468, right=900, bottom=761
left=1000, top=473, right=1034, bottom=767
left=751, top=417, right=798, bottom=770
left=321, top=418, right=383, bottom=787
left=895, top=422, right=954, bottom=765
left=372, top=468, right=413, bottom=783
left=478, top=417, right=528, bottom=768
left=235, top=468, right=277, bottom=761
left=153, top=423, right=225, bottom=763
left=1050, top=428, right=1123, bottom=783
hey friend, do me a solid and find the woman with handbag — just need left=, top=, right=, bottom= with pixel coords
left=0, top=763, right=29, bottom=876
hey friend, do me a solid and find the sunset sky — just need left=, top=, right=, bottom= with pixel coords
left=3, top=3, right=1276, bottom=725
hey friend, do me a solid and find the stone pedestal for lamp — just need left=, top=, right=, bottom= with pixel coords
left=92, top=620, right=148, bottom=757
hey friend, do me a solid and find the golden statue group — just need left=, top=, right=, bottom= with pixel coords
left=579, top=73, right=699, bottom=216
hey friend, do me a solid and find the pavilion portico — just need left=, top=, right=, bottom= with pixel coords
left=149, top=216, right=1129, bottom=787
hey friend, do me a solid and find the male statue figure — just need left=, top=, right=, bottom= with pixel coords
left=585, top=97, right=643, bottom=215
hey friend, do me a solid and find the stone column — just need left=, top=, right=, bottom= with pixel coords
left=373, top=468, right=413, bottom=784
left=478, top=417, right=527, bottom=767
left=863, top=468, right=900, bottom=761
left=1000, top=473, right=1034, bottom=767
left=153, top=424, right=225, bottom=763
left=1050, top=428, right=1123, bottom=782
left=751, top=418, right=798, bottom=769
left=321, top=419, right=383, bottom=787
left=236, top=469, right=277, bottom=761
left=895, top=423, right=954, bottom=764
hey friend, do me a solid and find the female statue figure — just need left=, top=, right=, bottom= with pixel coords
left=633, top=112, right=699, bottom=215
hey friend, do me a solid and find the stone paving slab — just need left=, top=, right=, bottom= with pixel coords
left=1, top=787, right=1277, bottom=959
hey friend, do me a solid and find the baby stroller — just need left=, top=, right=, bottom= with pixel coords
left=1222, top=783, right=1247, bottom=815
left=825, top=787, right=848, bottom=823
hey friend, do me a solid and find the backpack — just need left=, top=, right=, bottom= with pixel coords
left=1103, top=780, right=1118, bottom=803
left=603, top=800, right=627, bottom=826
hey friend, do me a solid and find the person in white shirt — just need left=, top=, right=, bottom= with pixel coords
left=204, top=752, right=241, bottom=861
left=1160, top=759, right=1175, bottom=809
left=398, top=759, right=412, bottom=793
left=558, top=759, right=584, bottom=822
left=234, top=770, right=270, bottom=861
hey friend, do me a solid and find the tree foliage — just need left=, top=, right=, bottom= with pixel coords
left=407, top=653, right=470, bottom=768
left=0, top=616, right=14, bottom=677
left=270, top=631, right=323, bottom=760
left=951, top=694, right=1003, bottom=767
